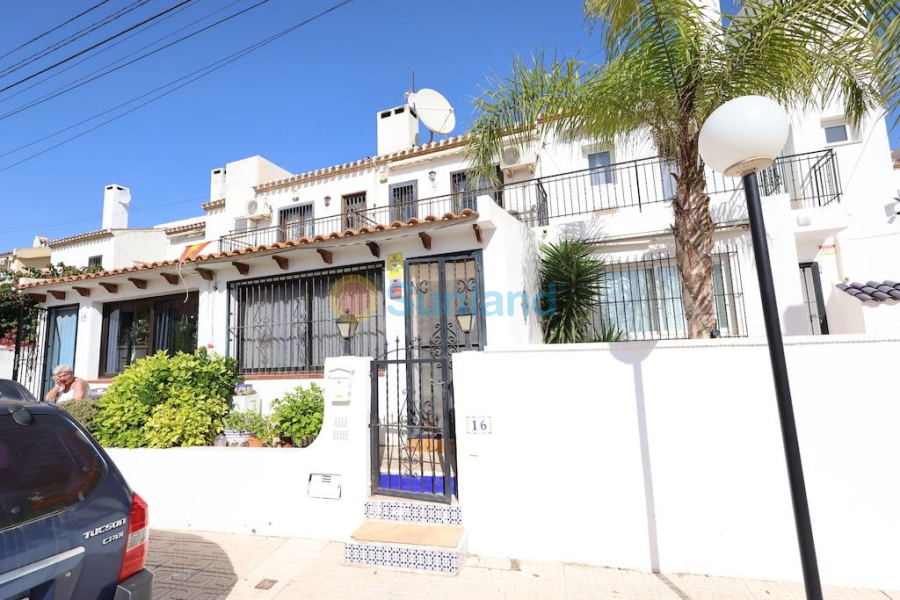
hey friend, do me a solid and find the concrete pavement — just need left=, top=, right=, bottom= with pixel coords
left=147, top=529, right=898, bottom=599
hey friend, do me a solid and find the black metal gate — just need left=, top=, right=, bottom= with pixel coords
left=12, top=303, right=49, bottom=399
left=369, top=251, right=484, bottom=502
left=370, top=342, right=455, bottom=502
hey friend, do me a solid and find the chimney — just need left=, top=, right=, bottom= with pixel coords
left=210, top=167, right=226, bottom=202
left=102, top=184, right=131, bottom=229
left=376, top=104, right=419, bottom=155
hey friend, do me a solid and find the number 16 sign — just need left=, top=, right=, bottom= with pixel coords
left=467, top=416, right=492, bottom=435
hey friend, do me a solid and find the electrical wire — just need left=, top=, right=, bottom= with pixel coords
left=0, top=0, right=273, bottom=121
left=0, top=0, right=234, bottom=108
left=0, top=0, right=197, bottom=95
left=0, top=0, right=358, bottom=174
left=0, top=0, right=156, bottom=80
left=0, top=0, right=114, bottom=62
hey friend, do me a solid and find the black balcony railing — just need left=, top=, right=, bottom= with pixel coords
left=218, top=150, right=841, bottom=252
left=501, top=149, right=841, bottom=226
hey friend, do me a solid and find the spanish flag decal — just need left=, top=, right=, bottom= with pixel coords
left=179, top=242, right=210, bottom=262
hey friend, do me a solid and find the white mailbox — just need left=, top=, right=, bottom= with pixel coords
left=326, top=368, right=353, bottom=405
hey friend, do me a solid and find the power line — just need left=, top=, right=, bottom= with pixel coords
left=0, top=0, right=272, bottom=121
left=0, top=0, right=358, bottom=174
left=0, top=0, right=156, bottom=80
left=0, top=0, right=197, bottom=95
left=0, top=0, right=231, bottom=108
left=0, top=0, right=114, bottom=63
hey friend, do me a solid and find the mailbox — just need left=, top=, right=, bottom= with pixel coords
left=327, top=368, right=352, bottom=405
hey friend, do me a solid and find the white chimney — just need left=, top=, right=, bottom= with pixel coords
left=376, top=105, right=419, bottom=155
left=102, top=184, right=131, bottom=229
left=210, top=167, right=226, bottom=201
left=32, top=236, right=49, bottom=247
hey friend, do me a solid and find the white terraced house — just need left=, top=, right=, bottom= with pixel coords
left=5, top=91, right=899, bottom=510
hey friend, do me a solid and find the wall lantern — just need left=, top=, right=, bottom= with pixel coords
left=456, top=309, right=474, bottom=350
left=324, top=195, right=332, bottom=207
left=335, top=315, right=358, bottom=355
left=428, top=170, right=437, bottom=182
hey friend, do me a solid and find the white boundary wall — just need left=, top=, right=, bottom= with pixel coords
left=106, top=357, right=371, bottom=540
left=452, top=336, right=900, bottom=591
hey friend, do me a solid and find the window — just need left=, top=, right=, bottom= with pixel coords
left=101, top=292, right=198, bottom=376
left=229, top=264, right=384, bottom=375
left=588, top=151, right=614, bottom=185
left=596, top=250, right=744, bottom=340
left=88, top=255, right=103, bottom=269
left=389, top=181, right=417, bottom=222
left=342, top=192, right=368, bottom=230
left=0, top=413, right=106, bottom=531
left=279, top=204, right=314, bottom=241
left=233, top=217, right=248, bottom=232
left=824, top=123, right=849, bottom=144
left=450, top=167, right=504, bottom=212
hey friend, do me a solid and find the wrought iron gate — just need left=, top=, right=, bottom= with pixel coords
left=369, top=252, right=484, bottom=502
left=12, top=303, right=49, bottom=399
left=370, top=343, right=455, bottom=502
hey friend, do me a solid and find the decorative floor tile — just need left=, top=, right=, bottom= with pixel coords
left=364, top=500, right=463, bottom=526
left=344, top=541, right=463, bottom=575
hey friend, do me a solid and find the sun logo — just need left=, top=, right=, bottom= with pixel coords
left=329, top=274, right=378, bottom=323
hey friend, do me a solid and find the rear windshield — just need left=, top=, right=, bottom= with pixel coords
left=0, top=412, right=106, bottom=531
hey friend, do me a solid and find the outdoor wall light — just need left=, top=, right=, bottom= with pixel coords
left=700, top=95, right=822, bottom=600
left=324, top=195, right=332, bottom=207
left=335, top=316, right=358, bottom=355
left=456, top=311, right=474, bottom=350
left=428, top=170, right=437, bottom=182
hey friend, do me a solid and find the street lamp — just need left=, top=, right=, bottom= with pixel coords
left=335, top=315, right=358, bottom=356
left=456, top=310, right=474, bottom=350
left=699, top=95, right=822, bottom=600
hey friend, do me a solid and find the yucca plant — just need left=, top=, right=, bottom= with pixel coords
left=539, top=239, right=606, bottom=343
left=467, top=0, right=896, bottom=339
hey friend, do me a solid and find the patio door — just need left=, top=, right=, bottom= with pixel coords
left=799, top=262, right=829, bottom=335
left=42, top=305, right=78, bottom=397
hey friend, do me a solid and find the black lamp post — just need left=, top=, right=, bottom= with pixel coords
left=335, top=316, right=358, bottom=356
left=699, top=95, right=822, bottom=600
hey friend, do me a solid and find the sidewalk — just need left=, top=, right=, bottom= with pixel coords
left=147, top=529, right=897, bottom=600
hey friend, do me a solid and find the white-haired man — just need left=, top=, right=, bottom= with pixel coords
left=44, top=364, right=89, bottom=403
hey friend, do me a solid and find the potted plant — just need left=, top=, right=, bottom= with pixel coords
left=243, top=412, right=274, bottom=447
left=271, top=384, right=324, bottom=448
left=222, top=412, right=252, bottom=446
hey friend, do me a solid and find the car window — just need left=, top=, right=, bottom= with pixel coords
left=0, top=413, right=106, bottom=531
left=0, top=380, right=36, bottom=401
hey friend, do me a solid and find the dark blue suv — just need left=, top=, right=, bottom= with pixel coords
left=0, top=380, right=153, bottom=600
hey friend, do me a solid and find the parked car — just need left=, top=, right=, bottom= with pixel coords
left=0, top=380, right=153, bottom=600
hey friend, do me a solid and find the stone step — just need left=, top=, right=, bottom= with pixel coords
left=364, top=497, right=463, bottom=526
left=344, top=521, right=466, bottom=575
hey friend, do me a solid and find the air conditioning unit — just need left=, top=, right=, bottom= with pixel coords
left=245, top=198, right=271, bottom=221
left=500, top=144, right=537, bottom=175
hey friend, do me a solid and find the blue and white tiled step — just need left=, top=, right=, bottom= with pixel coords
left=345, top=499, right=466, bottom=575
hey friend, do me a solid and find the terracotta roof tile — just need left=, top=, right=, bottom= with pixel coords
left=18, top=210, right=478, bottom=291
left=164, top=221, right=206, bottom=235
left=202, top=198, right=226, bottom=211
left=837, top=280, right=900, bottom=303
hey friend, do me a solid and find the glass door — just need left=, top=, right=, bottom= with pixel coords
left=43, top=306, right=78, bottom=397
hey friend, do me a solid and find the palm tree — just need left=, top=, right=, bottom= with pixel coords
left=466, top=0, right=894, bottom=338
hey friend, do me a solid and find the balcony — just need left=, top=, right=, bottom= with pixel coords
left=218, top=150, right=840, bottom=252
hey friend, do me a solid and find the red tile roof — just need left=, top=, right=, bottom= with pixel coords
left=18, top=210, right=477, bottom=290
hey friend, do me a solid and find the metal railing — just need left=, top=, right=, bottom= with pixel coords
left=219, top=192, right=486, bottom=253
left=502, top=149, right=841, bottom=226
left=218, top=150, right=841, bottom=251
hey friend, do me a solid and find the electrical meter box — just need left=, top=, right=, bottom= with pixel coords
left=308, top=473, right=342, bottom=500
left=327, top=368, right=352, bottom=405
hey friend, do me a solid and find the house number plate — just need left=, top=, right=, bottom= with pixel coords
left=467, top=416, right=491, bottom=435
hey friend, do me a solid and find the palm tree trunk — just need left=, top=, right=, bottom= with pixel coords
left=672, top=161, right=717, bottom=339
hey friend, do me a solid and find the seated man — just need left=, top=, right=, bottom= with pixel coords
left=44, top=364, right=89, bottom=403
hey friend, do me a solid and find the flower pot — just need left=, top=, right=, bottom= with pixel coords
left=224, top=429, right=251, bottom=446
left=248, top=437, right=264, bottom=448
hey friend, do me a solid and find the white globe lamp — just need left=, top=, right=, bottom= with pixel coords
left=698, top=95, right=790, bottom=177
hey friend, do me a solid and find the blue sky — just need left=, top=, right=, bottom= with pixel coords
left=0, top=0, right=896, bottom=250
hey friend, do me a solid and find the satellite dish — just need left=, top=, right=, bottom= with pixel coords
left=411, top=88, right=456, bottom=135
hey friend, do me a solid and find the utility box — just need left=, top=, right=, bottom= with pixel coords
left=327, top=368, right=352, bottom=405
left=308, top=473, right=342, bottom=500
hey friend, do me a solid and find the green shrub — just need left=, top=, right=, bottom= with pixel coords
left=223, top=411, right=275, bottom=445
left=59, top=398, right=100, bottom=434
left=271, top=384, right=324, bottom=447
left=93, top=348, right=239, bottom=448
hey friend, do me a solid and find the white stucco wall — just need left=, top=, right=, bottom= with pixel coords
left=452, top=336, right=900, bottom=591
left=106, top=357, right=372, bottom=540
